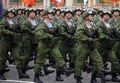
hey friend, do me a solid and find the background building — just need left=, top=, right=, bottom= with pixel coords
left=2, top=0, right=120, bottom=8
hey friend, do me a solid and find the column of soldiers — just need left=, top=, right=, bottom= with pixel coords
left=0, top=6, right=120, bottom=83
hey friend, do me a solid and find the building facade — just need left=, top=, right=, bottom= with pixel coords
left=2, top=0, right=120, bottom=8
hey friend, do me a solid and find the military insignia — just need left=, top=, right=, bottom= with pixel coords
left=67, top=21, right=72, bottom=29
left=104, top=23, right=111, bottom=32
left=106, top=28, right=111, bottom=32
left=7, top=20, right=14, bottom=28
left=46, top=22, right=53, bottom=28
left=31, top=20, right=37, bottom=28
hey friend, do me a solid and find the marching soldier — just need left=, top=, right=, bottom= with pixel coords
left=0, top=8, right=21, bottom=80
left=36, top=8, right=45, bottom=24
left=73, top=8, right=83, bottom=27
left=74, top=10, right=105, bottom=83
left=57, top=9, right=76, bottom=69
left=34, top=9, right=74, bottom=83
left=20, top=8, right=38, bottom=79
left=110, top=8, right=120, bottom=62
left=53, top=8, right=63, bottom=25
left=97, top=9, right=120, bottom=82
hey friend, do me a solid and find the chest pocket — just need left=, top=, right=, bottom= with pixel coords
left=7, top=20, right=15, bottom=29
left=31, top=20, right=37, bottom=29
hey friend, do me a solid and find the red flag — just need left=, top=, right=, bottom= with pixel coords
left=22, top=0, right=34, bottom=7
left=51, top=0, right=55, bottom=2
left=28, top=0, right=35, bottom=7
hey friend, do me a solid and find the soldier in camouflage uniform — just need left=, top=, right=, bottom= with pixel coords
left=20, top=8, right=38, bottom=79
left=53, top=8, right=63, bottom=25
left=74, top=10, right=105, bottom=83
left=36, top=8, right=45, bottom=24
left=73, top=8, right=83, bottom=27
left=15, top=8, right=25, bottom=23
left=57, top=9, right=76, bottom=69
left=97, top=9, right=120, bottom=82
left=34, top=9, right=74, bottom=83
left=110, top=8, right=120, bottom=63
left=0, top=8, right=22, bottom=80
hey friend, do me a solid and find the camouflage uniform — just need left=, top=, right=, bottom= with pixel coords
left=74, top=10, right=104, bottom=83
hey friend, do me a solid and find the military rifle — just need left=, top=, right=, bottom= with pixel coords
left=12, top=17, right=25, bottom=33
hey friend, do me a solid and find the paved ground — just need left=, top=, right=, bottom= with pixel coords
left=0, top=61, right=119, bottom=83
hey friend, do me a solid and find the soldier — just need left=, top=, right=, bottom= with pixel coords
left=74, top=10, right=105, bottom=83
left=57, top=9, right=76, bottom=69
left=53, top=8, right=63, bottom=24
left=93, top=8, right=103, bottom=24
left=73, top=8, right=83, bottom=27
left=34, top=9, right=74, bottom=83
left=15, top=8, right=25, bottom=23
left=109, top=8, right=120, bottom=61
left=97, top=9, right=120, bottom=82
left=0, top=8, right=21, bottom=80
left=20, top=8, right=38, bottom=79
left=36, top=8, right=45, bottom=24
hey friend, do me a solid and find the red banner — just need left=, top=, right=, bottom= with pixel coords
left=22, top=0, right=34, bottom=7
left=22, top=0, right=30, bottom=5
left=28, top=0, right=34, bottom=7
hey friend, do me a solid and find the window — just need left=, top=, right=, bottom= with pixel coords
left=96, top=0, right=102, bottom=4
left=73, top=0, right=81, bottom=3
left=9, top=0, right=43, bottom=4
left=35, top=0, right=43, bottom=3
left=9, top=0, right=21, bottom=4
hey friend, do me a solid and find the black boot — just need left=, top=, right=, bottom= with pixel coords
left=63, top=65, right=74, bottom=77
left=39, top=70, right=44, bottom=76
left=43, top=66, right=54, bottom=75
left=3, top=68, right=10, bottom=73
left=17, top=68, right=29, bottom=79
left=22, top=68, right=30, bottom=78
left=83, top=62, right=92, bottom=73
left=69, top=62, right=75, bottom=69
left=112, top=73, right=120, bottom=82
left=100, top=72, right=106, bottom=83
left=76, top=76, right=82, bottom=83
left=0, top=71, right=6, bottom=80
left=91, top=72, right=99, bottom=83
left=56, top=70, right=63, bottom=81
left=34, top=73, right=43, bottom=83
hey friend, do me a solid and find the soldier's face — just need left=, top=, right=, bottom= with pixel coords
left=29, top=12, right=36, bottom=18
left=56, top=11, right=60, bottom=16
left=65, top=12, right=72, bottom=19
left=48, top=13, right=54, bottom=20
left=61, top=12, right=64, bottom=17
left=76, top=11, right=81, bottom=16
left=8, top=12, right=14, bottom=18
left=113, top=11, right=119, bottom=17
left=88, top=15, right=93, bottom=21
left=40, top=11, right=44, bottom=16
left=103, top=14, right=110, bottom=21
left=18, top=10, right=22, bottom=15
